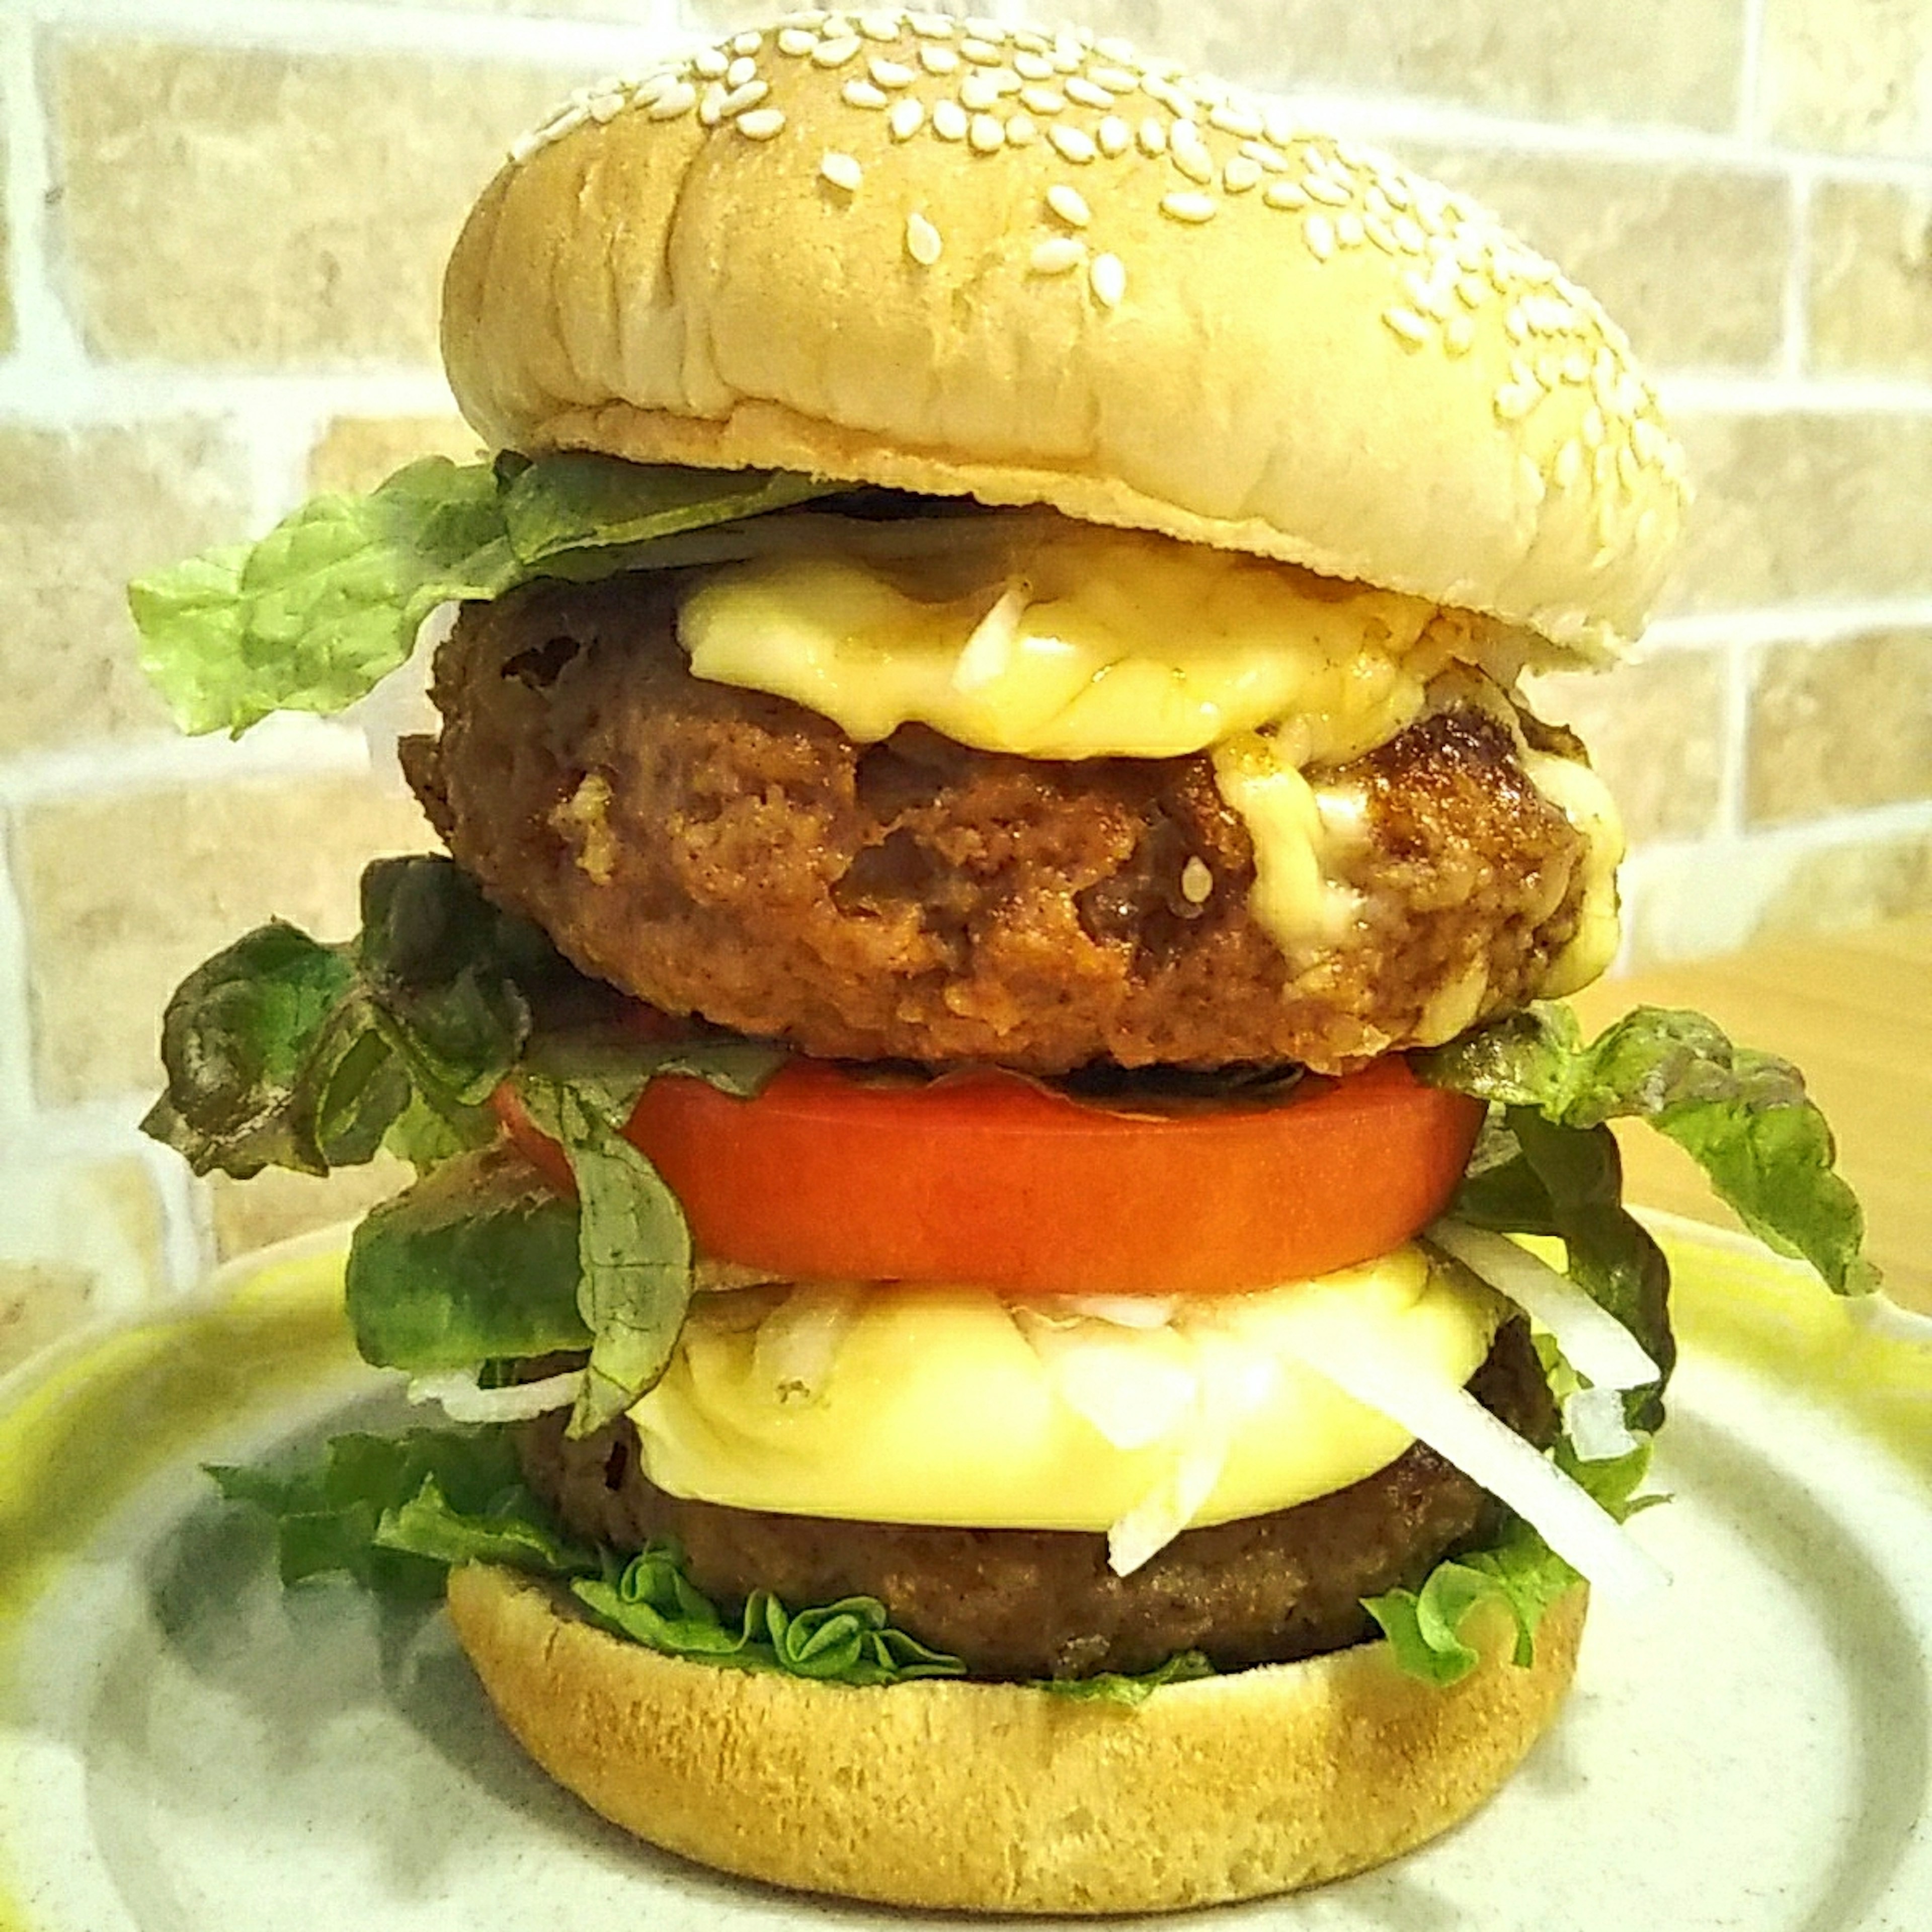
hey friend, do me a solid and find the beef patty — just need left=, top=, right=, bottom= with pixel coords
left=405, top=574, right=1598, bottom=1075
left=518, top=1318, right=1556, bottom=1681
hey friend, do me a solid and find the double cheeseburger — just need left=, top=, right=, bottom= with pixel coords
left=134, top=6, right=1872, bottom=1918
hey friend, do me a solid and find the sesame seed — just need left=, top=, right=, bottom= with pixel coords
left=1089, top=252, right=1127, bottom=307
left=1303, top=175, right=1350, bottom=208
left=1456, top=273, right=1489, bottom=309
left=1180, top=857, right=1214, bottom=905
left=1092, top=64, right=1141, bottom=93
left=819, top=149, right=863, bottom=192
left=932, top=98, right=969, bottom=140
left=1138, top=117, right=1168, bottom=155
left=960, top=37, right=1004, bottom=64
left=1096, top=115, right=1132, bottom=155
left=1445, top=313, right=1476, bottom=356
left=917, top=40, right=956, bottom=71
left=733, top=31, right=763, bottom=56
left=910, top=11, right=955, bottom=36
left=1504, top=306, right=1531, bottom=344
left=1208, top=102, right=1264, bottom=139
left=1046, top=183, right=1092, bottom=226
left=1263, top=105, right=1298, bottom=147
left=906, top=211, right=943, bottom=265
left=1263, top=179, right=1309, bottom=209
left=695, top=47, right=730, bottom=79
left=1362, top=215, right=1396, bottom=253
left=588, top=91, right=625, bottom=123
left=1065, top=74, right=1116, bottom=110
left=1097, top=35, right=1138, bottom=62
left=1241, top=139, right=1289, bottom=172
left=959, top=72, right=1001, bottom=110
left=1336, top=210, right=1365, bottom=247
left=843, top=78, right=889, bottom=109
left=1304, top=213, right=1336, bottom=260
left=869, top=56, right=916, bottom=87
left=727, top=55, right=758, bottom=87
left=1048, top=122, right=1097, bottom=163
left=1160, top=190, right=1217, bottom=223
left=1593, top=446, right=1616, bottom=489
left=647, top=82, right=697, bottom=120
left=858, top=9, right=900, bottom=39
left=969, top=112, right=1006, bottom=151
left=1031, top=236, right=1086, bottom=274
left=717, top=78, right=769, bottom=117
left=1402, top=269, right=1447, bottom=317
left=1520, top=455, right=1550, bottom=504
left=1581, top=405, right=1607, bottom=447
left=777, top=26, right=817, bottom=57
left=965, top=17, right=1007, bottom=41
left=1169, top=123, right=1215, bottom=184
left=1008, top=111, right=1038, bottom=144
left=1534, top=351, right=1564, bottom=389
left=888, top=97, right=925, bottom=139
left=698, top=84, right=728, bottom=125
left=813, top=36, right=862, bottom=68
left=1015, top=50, right=1056, bottom=81
left=1494, top=382, right=1540, bottom=422
left=1223, top=155, right=1263, bottom=193
left=1022, top=83, right=1067, bottom=113
left=735, top=105, right=787, bottom=139
left=1554, top=439, right=1584, bottom=489
left=1561, top=351, right=1590, bottom=385
left=632, top=72, right=677, bottom=106
left=1384, top=306, right=1433, bottom=347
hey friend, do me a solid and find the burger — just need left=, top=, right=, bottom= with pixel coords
left=131, top=7, right=1875, bottom=1915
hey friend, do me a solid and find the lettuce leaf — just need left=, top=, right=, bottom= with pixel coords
left=1365, top=1440, right=1659, bottom=1686
left=132, top=454, right=835, bottom=736
left=1032, top=1651, right=1216, bottom=1706
left=1417, top=1004, right=1875, bottom=1295
left=574, top=1545, right=968, bottom=1686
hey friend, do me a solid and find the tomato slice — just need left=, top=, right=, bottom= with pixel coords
left=494, top=1054, right=1483, bottom=1297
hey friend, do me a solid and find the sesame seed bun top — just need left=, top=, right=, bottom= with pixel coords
left=441, top=8, right=1687, bottom=661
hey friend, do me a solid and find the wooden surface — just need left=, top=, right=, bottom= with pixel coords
left=1570, top=919, right=1932, bottom=1311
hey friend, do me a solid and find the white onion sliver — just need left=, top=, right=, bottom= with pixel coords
left=951, top=580, right=1029, bottom=692
left=751, top=1281, right=866, bottom=1405
left=1430, top=1219, right=1658, bottom=1391
left=1017, top=1311, right=1196, bottom=1452
left=406, top=1366, right=583, bottom=1424
left=1564, top=1384, right=1641, bottom=1463
left=1276, top=1309, right=1668, bottom=1600
left=1036, top=1293, right=1179, bottom=1330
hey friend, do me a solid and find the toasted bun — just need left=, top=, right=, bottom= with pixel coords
left=442, top=12, right=1683, bottom=661
left=446, top=1563, right=1586, bottom=1913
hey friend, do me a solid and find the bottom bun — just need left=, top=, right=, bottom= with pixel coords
left=446, top=1563, right=1586, bottom=1914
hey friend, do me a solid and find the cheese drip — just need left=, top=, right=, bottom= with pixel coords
left=628, top=1244, right=1501, bottom=1550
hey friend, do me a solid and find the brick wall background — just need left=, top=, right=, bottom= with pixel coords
left=2, top=0, right=1928, bottom=1358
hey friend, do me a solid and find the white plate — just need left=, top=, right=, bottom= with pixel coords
left=1, top=1222, right=1928, bottom=1930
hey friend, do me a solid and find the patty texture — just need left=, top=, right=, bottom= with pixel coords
left=406, top=574, right=1596, bottom=1074
left=519, top=1319, right=1555, bottom=1681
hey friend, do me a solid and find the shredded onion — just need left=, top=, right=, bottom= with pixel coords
left=1273, top=1298, right=1669, bottom=1600
left=751, top=1281, right=866, bottom=1406
left=1430, top=1219, right=1659, bottom=1391
left=951, top=579, right=1031, bottom=692
left=1015, top=1310, right=1197, bottom=1452
left=406, top=1366, right=582, bottom=1424
left=1033, top=1294, right=1180, bottom=1330
left=1105, top=1329, right=1275, bottom=1577
left=1564, top=1384, right=1641, bottom=1463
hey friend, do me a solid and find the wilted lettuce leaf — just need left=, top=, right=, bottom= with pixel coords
left=345, top=1146, right=590, bottom=1371
left=1418, top=1004, right=1875, bottom=1295
left=1032, top=1650, right=1217, bottom=1706
left=132, top=454, right=836, bottom=736
left=1365, top=1440, right=1659, bottom=1686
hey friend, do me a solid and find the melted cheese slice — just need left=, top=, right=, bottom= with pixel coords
left=680, top=519, right=1456, bottom=764
left=628, top=1245, right=1501, bottom=1538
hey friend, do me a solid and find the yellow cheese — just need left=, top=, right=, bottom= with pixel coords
left=1525, top=749, right=1627, bottom=995
left=628, top=1245, right=1502, bottom=1539
left=679, top=519, right=1454, bottom=764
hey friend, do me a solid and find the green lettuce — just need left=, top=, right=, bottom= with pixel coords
left=131, top=454, right=835, bottom=736
left=147, top=854, right=787, bottom=1420
left=214, top=1431, right=964, bottom=1691
left=1032, top=1651, right=1217, bottom=1706
left=1418, top=1003, right=1875, bottom=1295
left=1364, top=1440, right=1660, bottom=1686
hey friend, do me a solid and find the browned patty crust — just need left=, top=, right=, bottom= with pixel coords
left=406, top=574, right=1596, bottom=1074
left=519, top=1319, right=1555, bottom=1681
